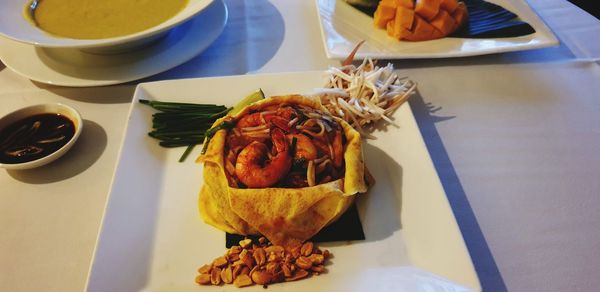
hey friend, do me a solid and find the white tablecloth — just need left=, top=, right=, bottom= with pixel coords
left=1, top=0, right=599, bottom=291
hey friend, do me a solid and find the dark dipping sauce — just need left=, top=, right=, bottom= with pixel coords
left=0, top=113, right=75, bottom=164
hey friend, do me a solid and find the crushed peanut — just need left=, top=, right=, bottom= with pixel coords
left=300, top=241, right=314, bottom=257
left=195, top=237, right=331, bottom=287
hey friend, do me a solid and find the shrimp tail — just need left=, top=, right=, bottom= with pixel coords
left=271, top=128, right=289, bottom=154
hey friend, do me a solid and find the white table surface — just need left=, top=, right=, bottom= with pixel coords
left=1, top=0, right=599, bottom=291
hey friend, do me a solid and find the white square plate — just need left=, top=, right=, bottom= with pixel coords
left=86, top=72, right=480, bottom=291
left=316, top=0, right=558, bottom=59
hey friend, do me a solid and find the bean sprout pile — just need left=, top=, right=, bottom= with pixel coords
left=313, top=58, right=416, bottom=138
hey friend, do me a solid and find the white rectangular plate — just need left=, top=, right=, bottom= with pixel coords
left=316, top=0, right=558, bottom=59
left=86, top=72, right=481, bottom=291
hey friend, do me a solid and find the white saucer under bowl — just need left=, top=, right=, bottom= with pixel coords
left=0, top=0, right=213, bottom=50
left=0, top=0, right=227, bottom=87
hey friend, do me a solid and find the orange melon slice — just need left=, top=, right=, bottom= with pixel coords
left=386, top=20, right=400, bottom=38
left=373, top=0, right=468, bottom=41
left=374, top=2, right=397, bottom=29
left=396, top=0, right=415, bottom=9
left=405, top=15, right=436, bottom=41
left=430, top=10, right=456, bottom=36
left=415, top=0, right=441, bottom=21
left=430, top=26, right=446, bottom=39
left=451, top=2, right=468, bottom=31
left=396, top=5, right=415, bottom=30
left=440, top=0, right=459, bottom=13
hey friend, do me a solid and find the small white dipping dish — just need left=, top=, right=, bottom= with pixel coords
left=0, top=0, right=214, bottom=54
left=0, top=103, right=82, bottom=170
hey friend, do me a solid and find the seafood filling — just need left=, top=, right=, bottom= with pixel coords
left=224, top=104, right=346, bottom=188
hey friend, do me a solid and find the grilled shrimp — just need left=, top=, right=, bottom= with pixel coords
left=236, top=112, right=264, bottom=128
left=331, top=131, right=344, bottom=168
left=236, top=107, right=297, bottom=131
left=287, top=134, right=317, bottom=161
left=235, top=128, right=292, bottom=188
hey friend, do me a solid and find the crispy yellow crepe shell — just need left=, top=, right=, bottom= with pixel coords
left=197, top=95, right=368, bottom=247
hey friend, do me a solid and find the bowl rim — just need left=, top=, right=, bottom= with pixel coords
left=0, top=0, right=214, bottom=49
left=0, top=103, right=83, bottom=170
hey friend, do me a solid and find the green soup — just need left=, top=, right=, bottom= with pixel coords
left=29, top=0, right=189, bottom=39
